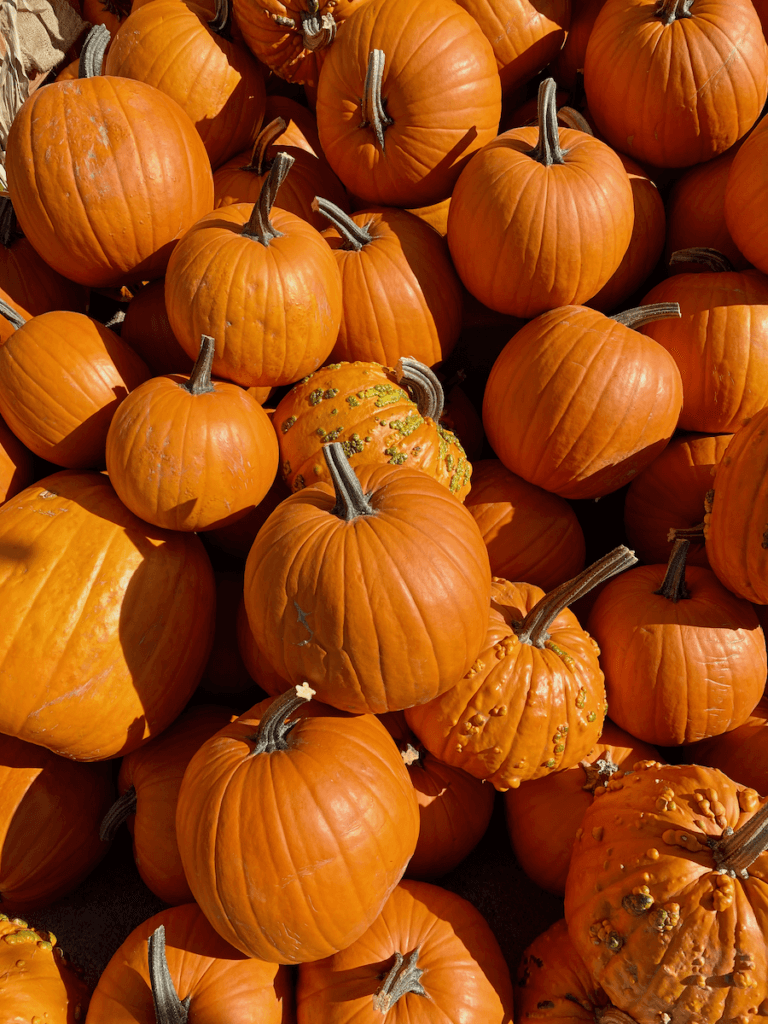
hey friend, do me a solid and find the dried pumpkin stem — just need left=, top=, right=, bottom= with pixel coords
left=0, top=198, right=18, bottom=248
left=248, top=683, right=316, bottom=754
left=78, top=23, right=111, bottom=78
left=373, top=949, right=426, bottom=1013
left=99, top=785, right=137, bottom=842
left=208, top=0, right=232, bottom=37
left=324, top=441, right=377, bottom=520
left=711, top=799, right=768, bottom=878
left=242, top=152, right=294, bottom=245
left=242, top=117, right=287, bottom=175
left=301, top=0, right=337, bottom=51
left=401, top=742, right=421, bottom=767
left=0, top=296, right=26, bottom=331
left=515, top=545, right=638, bottom=648
left=530, top=78, right=565, bottom=167
left=610, top=302, right=681, bottom=330
left=668, top=247, right=735, bottom=273
left=312, top=197, right=373, bottom=250
left=581, top=757, right=619, bottom=793
left=148, top=925, right=191, bottom=1024
left=395, top=357, right=445, bottom=421
left=654, top=538, right=690, bottom=603
left=183, top=335, right=216, bottom=396
left=361, top=50, right=392, bottom=151
left=656, top=0, right=694, bottom=24
left=667, top=523, right=705, bottom=543
left=597, top=1009, right=641, bottom=1024
left=557, top=106, right=593, bottom=135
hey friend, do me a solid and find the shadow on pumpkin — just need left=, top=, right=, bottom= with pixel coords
left=39, top=384, right=130, bottom=469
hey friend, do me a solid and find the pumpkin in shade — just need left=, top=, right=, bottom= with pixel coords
left=5, top=34, right=214, bottom=288
left=504, top=721, right=660, bottom=896
left=725, top=111, right=768, bottom=277
left=99, top=705, right=236, bottom=905
left=440, top=382, right=484, bottom=461
left=165, top=153, right=343, bottom=388
left=0, top=302, right=150, bottom=469
left=564, top=762, right=768, bottom=1024
left=263, top=94, right=325, bottom=155
left=273, top=358, right=471, bottom=499
left=206, top=471, right=291, bottom=559
left=623, top=431, right=732, bottom=568
left=464, top=459, right=586, bottom=592
left=405, top=548, right=637, bottom=790
left=0, top=471, right=215, bottom=761
left=548, top=0, right=606, bottom=89
left=198, top=571, right=263, bottom=698
left=583, top=0, right=768, bottom=168
left=243, top=444, right=491, bottom=714
left=0, top=415, right=34, bottom=502
left=447, top=79, right=634, bottom=319
left=684, top=698, right=768, bottom=796
left=295, top=879, right=514, bottom=1023
left=121, top=280, right=193, bottom=376
left=315, top=0, right=502, bottom=207
left=236, top=598, right=290, bottom=696
left=175, top=685, right=420, bottom=963
left=0, top=916, right=89, bottom=1024
left=482, top=303, right=683, bottom=500
left=85, top=905, right=293, bottom=1022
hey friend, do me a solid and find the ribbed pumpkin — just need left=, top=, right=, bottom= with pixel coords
left=684, top=698, right=768, bottom=796
left=175, top=686, right=420, bottom=962
left=0, top=415, right=34, bottom=503
left=243, top=444, right=491, bottom=714
left=548, top=0, right=606, bottom=89
left=0, top=471, right=216, bottom=760
left=725, top=114, right=768, bottom=276
left=315, top=0, right=502, bottom=207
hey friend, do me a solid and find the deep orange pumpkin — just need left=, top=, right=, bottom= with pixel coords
left=684, top=698, right=768, bottom=796
left=120, top=280, right=193, bottom=377
left=0, top=415, right=34, bottom=503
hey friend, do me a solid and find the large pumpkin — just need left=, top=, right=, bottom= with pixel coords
left=725, top=114, right=768, bottom=276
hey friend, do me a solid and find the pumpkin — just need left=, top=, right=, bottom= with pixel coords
left=725, top=113, right=768, bottom=276
left=85, top=904, right=293, bottom=1021
left=236, top=597, right=291, bottom=695
left=315, top=0, right=502, bottom=207
left=5, top=39, right=214, bottom=288
left=446, top=78, right=634, bottom=319
left=120, top=280, right=193, bottom=376
left=175, top=685, right=420, bottom=962
left=206, top=471, right=292, bottom=559
left=0, top=471, right=216, bottom=760
left=243, top=443, right=491, bottom=714
left=379, top=712, right=496, bottom=880
left=564, top=761, right=768, bottom=1023
left=100, top=705, right=236, bottom=905
left=104, top=0, right=267, bottom=169
left=464, top=458, right=586, bottom=592
left=481, top=303, right=684, bottom=500
left=0, top=916, right=90, bottom=1024
left=198, top=571, right=264, bottom=697
left=405, top=547, right=636, bottom=790
left=406, top=197, right=451, bottom=237
left=440, top=382, right=484, bottom=461
left=263, top=93, right=325, bottom=155
left=165, top=153, right=343, bottom=388
left=295, top=879, right=514, bottom=1022
left=273, top=358, right=472, bottom=500
left=583, top=0, right=768, bottom=168
left=0, top=302, right=150, bottom=469
left=548, top=0, right=606, bottom=89
left=684, top=698, right=768, bottom=796
left=504, top=721, right=660, bottom=896
left=623, top=431, right=733, bottom=569
left=0, top=414, right=34, bottom=503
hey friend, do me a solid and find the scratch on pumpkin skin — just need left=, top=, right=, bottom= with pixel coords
left=293, top=602, right=314, bottom=646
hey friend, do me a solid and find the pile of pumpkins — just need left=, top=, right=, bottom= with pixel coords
left=2, top=0, right=768, bottom=1019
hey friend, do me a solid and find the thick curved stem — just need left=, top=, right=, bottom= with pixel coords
left=182, top=335, right=216, bottom=395
left=515, top=546, right=638, bottom=648
left=242, top=117, right=287, bottom=175
left=557, top=106, right=593, bottom=135
left=323, top=442, right=376, bottom=521
left=247, top=683, right=315, bottom=754
left=654, top=538, right=690, bottom=602
left=99, top=786, right=137, bottom=842
left=530, top=78, right=565, bottom=166
left=610, top=303, right=681, bottom=330
left=373, top=949, right=426, bottom=1013
left=242, top=152, right=294, bottom=246
left=360, top=50, right=392, bottom=151
left=148, top=925, right=191, bottom=1024
left=395, top=357, right=444, bottom=421
left=312, top=198, right=372, bottom=250
left=666, top=523, right=705, bottom=543
left=711, top=799, right=768, bottom=878
left=0, top=296, right=26, bottom=331
left=301, top=0, right=337, bottom=51
left=78, top=23, right=110, bottom=78
left=668, top=247, right=735, bottom=273
left=656, top=0, right=694, bottom=24
left=208, top=0, right=232, bottom=36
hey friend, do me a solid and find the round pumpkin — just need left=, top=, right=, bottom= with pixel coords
left=684, top=698, right=768, bottom=796
left=120, top=280, right=193, bottom=376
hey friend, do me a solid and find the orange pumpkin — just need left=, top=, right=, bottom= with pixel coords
left=120, top=280, right=193, bottom=376
left=684, top=698, right=768, bottom=796
left=0, top=415, right=34, bottom=503
left=725, top=110, right=768, bottom=274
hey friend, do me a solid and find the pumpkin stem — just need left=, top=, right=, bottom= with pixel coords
left=0, top=296, right=26, bottom=331
left=373, top=949, right=427, bottom=1013
left=208, top=0, right=232, bottom=36
left=655, top=0, right=694, bottom=24
left=710, top=798, right=768, bottom=878
left=580, top=757, right=619, bottom=794
left=530, top=78, right=566, bottom=167
left=360, top=49, right=392, bottom=151
left=514, top=546, right=638, bottom=648
left=401, top=742, right=421, bottom=766
left=0, top=198, right=19, bottom=248
left=557, top=106, right=593, bottom=135
left=247, top=683, right=316, bottom=754
left=610, top=303, right=681, bottom=330
left=99, top=785, right=137, bottom=842
left=242, top=152, right=294, bottom=245
left=242, top=117, right=287, bottom=175
left=78, top=23, right=110, bottom=78
left=182, top=335, right=216, bottom=396
left=395, top=357, right=444, bottom=422
left=668, top=247, right=735, bottom=273
left=654, top=538, right=690, bottom=603
left=312, top=197, right=373, bottom=250
left=148, top=925, right=191, bottom=1024
left=596, top=1009, right=641, bottom=1024
left=666, top=522, right=705, bottom=543
left=324, top=442, right=377, bottom=520
left=301, top=0, right=337, bottom=51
